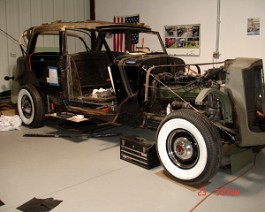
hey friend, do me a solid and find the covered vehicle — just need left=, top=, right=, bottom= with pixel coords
left=14, top=20, right=265, bottom=186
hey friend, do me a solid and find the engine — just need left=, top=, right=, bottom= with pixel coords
left=146, top=65, right=227, bottom=122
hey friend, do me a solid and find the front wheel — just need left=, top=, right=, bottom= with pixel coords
left=156, top=109, right=221, bottom=186
left=17, top=84, right=45, bottom=128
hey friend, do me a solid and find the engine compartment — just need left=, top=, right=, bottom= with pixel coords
left=145, top=64, right=227, bottom=120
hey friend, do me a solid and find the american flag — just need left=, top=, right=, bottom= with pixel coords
left=113, top=14, right=140, bottom=52
left=125, top=15, right=139, bottom=45
left=125, top=15, right=139, bottom=24
left=113, top=16, right=124, bottom=52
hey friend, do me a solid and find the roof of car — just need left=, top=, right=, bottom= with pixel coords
left=29, top=20, right=151, bottom=33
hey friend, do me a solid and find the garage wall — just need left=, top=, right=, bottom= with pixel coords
left=0, top=0, right=90, bottom=93
left=1, top=0, right=264, bottom=93
left=95, top=0, right=265, bottom=65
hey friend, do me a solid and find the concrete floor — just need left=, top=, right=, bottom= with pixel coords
left=1, top=118, right=265, bottom=212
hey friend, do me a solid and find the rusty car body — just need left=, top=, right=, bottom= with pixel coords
left=15, top=20, right=265, bottom=185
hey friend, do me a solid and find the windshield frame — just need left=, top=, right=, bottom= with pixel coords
left=97, top=28, right=167, bottom=55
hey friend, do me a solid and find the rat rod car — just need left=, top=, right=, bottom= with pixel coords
left=14, top=20, right=265, bottom=185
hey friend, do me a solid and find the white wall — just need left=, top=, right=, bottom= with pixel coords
left=220, top=0, right=265, bottom=60
left=0, top=0, right=90, bottom=93
left=1, top=0, right=264, bottom=93
left=95, top=0, right=265, bottom=65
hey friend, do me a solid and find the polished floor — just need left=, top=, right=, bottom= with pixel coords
left=0, top=118, right=265, bottom=212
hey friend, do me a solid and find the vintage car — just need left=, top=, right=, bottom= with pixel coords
left=14, top=20, right=265, bottom=185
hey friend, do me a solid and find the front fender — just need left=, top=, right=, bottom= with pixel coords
left=195, top=88, right=233, bottom=123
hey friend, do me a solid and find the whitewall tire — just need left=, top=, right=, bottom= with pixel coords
left=17, top=84, right=45, bottom=128
left=156, top=109, right=221, bottom=185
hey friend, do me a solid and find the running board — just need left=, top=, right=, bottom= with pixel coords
left=46, top=112, right=89, bottom=122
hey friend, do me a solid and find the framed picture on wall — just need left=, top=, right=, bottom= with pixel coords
left=247, top=18, right=260, bottom=35
left=164, top=24, right=200, bottom=56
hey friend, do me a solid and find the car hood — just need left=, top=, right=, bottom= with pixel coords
left=114, top=53, right=185, bottom=68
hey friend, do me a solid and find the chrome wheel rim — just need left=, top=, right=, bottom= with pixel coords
left=166, top=129, right=199, bottom=169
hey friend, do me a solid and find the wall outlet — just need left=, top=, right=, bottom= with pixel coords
left=10, top=52, right=17, bottom=57
left=213, top=52, right=220, bottom=59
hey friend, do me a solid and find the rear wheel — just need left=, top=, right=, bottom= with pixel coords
left=156, top=109, right=221, bottom=185
left=17, top=84, right=45, bottom=128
